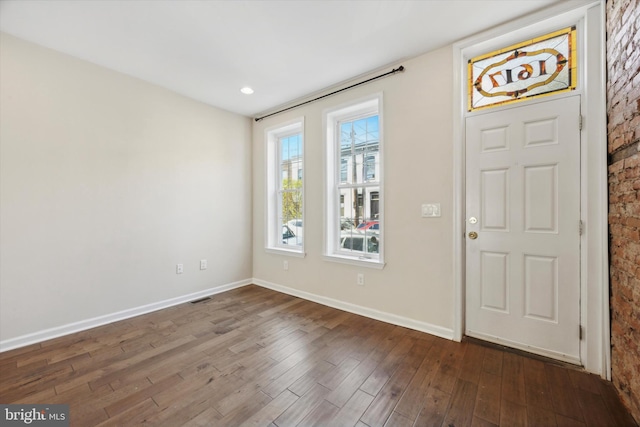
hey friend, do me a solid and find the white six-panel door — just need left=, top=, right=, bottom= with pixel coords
left=465, top=96, right=581, bottom=364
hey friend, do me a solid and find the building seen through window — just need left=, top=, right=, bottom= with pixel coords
left=338, top=114, right=380, bottom=255
left=265, top=118, right=304, bottom=253
left=279, top=133, right=303, bottom=247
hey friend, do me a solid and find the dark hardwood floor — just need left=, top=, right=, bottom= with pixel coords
left=0, top=285, right=636, bottom=426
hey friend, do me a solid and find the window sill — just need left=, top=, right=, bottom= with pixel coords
left=323, top=254, right=385, bottom=269
left=265, top=247, right=306, bottom=258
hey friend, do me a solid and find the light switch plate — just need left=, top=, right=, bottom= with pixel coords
left=422, top=203, right=441, bottom=217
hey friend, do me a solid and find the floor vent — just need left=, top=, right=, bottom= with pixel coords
left=189, top=297, right=212, bottom=305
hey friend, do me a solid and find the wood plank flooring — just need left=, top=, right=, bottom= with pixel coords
left=0, top=285, right=636, bottom=426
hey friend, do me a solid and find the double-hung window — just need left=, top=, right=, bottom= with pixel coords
left=324, top=94, right=384, bottom=268
left=266, top=118, right=304, bottom=256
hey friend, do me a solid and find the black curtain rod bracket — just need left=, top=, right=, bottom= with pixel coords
left=254, top=65, right=405, bottom=122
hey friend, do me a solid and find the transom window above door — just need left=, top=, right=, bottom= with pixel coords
left=468, top=26, right=577, bottom=111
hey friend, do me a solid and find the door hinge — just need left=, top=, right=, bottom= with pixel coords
left=579, top=220, right=584, bottom=235
left=579, top=115, right=583, bottom=131
left=579, top=325, right=584, bottom=340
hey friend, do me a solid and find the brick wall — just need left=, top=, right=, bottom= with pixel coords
left=607, top=0, right=640, bottom=423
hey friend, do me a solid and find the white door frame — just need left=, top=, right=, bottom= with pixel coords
left=452, top=1, right=610, bottom=378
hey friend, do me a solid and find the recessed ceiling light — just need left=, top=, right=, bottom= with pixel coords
left=240, top=87, right=254, bottom=95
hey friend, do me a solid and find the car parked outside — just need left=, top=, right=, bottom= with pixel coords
left=340, top=217, right=355, bottom=230
left=356, top=220, right=379, bottom=231
left=340, top=230, right=379, bottom=254
left=287, top=219, right=303, bottom=235
left=282, top=223, right=302, bottom=246
left=287, top=219, right=303, bottom=244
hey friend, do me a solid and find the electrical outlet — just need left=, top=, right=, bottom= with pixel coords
left=176, top=264, right=184, bottom=274
left=357, top=273, right=364, bottom=286
left=200, top=259, right=207, bottom=270
left=283, top=260, right=289, bottom=271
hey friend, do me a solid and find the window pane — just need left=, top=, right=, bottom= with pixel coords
left=355, top=150, right=364, bottom=183
left=364, top=155, right=376, bottom=181
left=339, top=228, right=379, bottom=255
left=367, top=115, right=378, bottom=133
left=340, top=122, right=353, bottom=184
left=364, top=116, right=379, bottom=183
left=338, top=186, right=380, bottom=255
left=340, top=122, right=352, bottom=151
left=340, top=158, right=348, bottom=183
left=370, top=191, right=380, bottom=220
left=326, top=97, right=381, bottom=262
left=353, top=118, right=367, bottom=144
left=339, top=115, right=379, bottom=186
left=279, top=133, right=303, bottom=247
left=280, top=137, right=289, bottom=163
left=289, top=135, right=300, bottom=158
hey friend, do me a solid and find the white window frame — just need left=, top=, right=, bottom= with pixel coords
left=323, top=93, right=384, bottom=269
left=265, top=117, right=305, bottom=257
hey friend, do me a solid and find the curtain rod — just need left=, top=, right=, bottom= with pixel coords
left=254, top=65, right=405, bottom=122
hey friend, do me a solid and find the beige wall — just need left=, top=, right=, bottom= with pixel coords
left=252, top=46, right=455, bottom=334
left=0, top=34, right=253, bottom=342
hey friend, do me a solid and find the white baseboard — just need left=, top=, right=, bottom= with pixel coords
left=0, top=278, right=252, bottom=353
left=253, top=278, right=454, bottom=341
left=1, top=277, right=454, bottom=353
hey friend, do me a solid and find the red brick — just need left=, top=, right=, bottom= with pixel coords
left=619, top=181, right=635, bottom=193
left=608, top=0, right=640, bottom=423
left=625, top=217, right=640, bottom=227
left=610, top=159, right=625, bottom=173
left=624, top=168, right=639, bottom=179
left=625, top=154, right=640, bottom=168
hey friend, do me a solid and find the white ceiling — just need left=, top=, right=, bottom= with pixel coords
left=0, top=0, right=582, bottom=117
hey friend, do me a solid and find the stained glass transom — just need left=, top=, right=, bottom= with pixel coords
left=468, top=27, right=577, bottom=111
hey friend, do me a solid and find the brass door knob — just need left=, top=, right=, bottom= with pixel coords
left=468, top=231, right=478, bottom=240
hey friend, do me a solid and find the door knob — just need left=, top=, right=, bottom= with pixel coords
left=468, top=231, right=478, bottom=240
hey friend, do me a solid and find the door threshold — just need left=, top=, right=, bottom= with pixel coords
left=463, top=335, right=585, bottom=372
